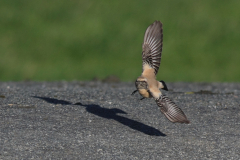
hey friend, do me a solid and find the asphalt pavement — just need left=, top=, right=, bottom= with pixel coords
left=0, top=81, right=240, bottom=159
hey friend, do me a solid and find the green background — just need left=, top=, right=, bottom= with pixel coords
left=1, top=0, right=240, bottom=82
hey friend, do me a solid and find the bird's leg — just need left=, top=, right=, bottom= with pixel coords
left=131, top=90, right=138, bottom=95
left=140, top=97, right=145, bottom=100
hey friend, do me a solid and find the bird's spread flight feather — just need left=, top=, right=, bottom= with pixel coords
left=142, top=21, right=163, bottom=75
left=155, top=95, right=190, bottom=123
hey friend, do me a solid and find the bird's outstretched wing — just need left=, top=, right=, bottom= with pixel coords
left=155, top=95, right=190, bottom=123
left=142, top=21, right=163, bottom=75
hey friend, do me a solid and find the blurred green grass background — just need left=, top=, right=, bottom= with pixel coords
left=0, top=0, right=240, bottom=82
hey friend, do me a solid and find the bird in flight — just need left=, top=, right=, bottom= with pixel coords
left=132, top=21, right=190, bottom=124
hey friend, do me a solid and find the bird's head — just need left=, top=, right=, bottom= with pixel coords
left=135, top=77, right=148, bottom=90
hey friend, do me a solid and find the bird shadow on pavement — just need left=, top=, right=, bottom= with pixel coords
left=32, top=96, right=166, bottom=136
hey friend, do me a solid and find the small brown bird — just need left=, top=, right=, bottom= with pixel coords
left=132, top=21, right=190, bottom=124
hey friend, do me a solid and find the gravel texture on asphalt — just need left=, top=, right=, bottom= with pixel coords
left=0, top=81, right=240, bottom=159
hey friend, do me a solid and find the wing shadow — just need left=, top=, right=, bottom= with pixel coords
left=32, top=96, right=166, bottom=136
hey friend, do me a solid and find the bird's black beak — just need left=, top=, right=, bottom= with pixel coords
left=160, top=80, right=168, bottom=91
left=131, top=90, right=138, bottom=95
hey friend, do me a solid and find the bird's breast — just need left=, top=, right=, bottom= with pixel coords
left=138, top=89, right=152, bottom=98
